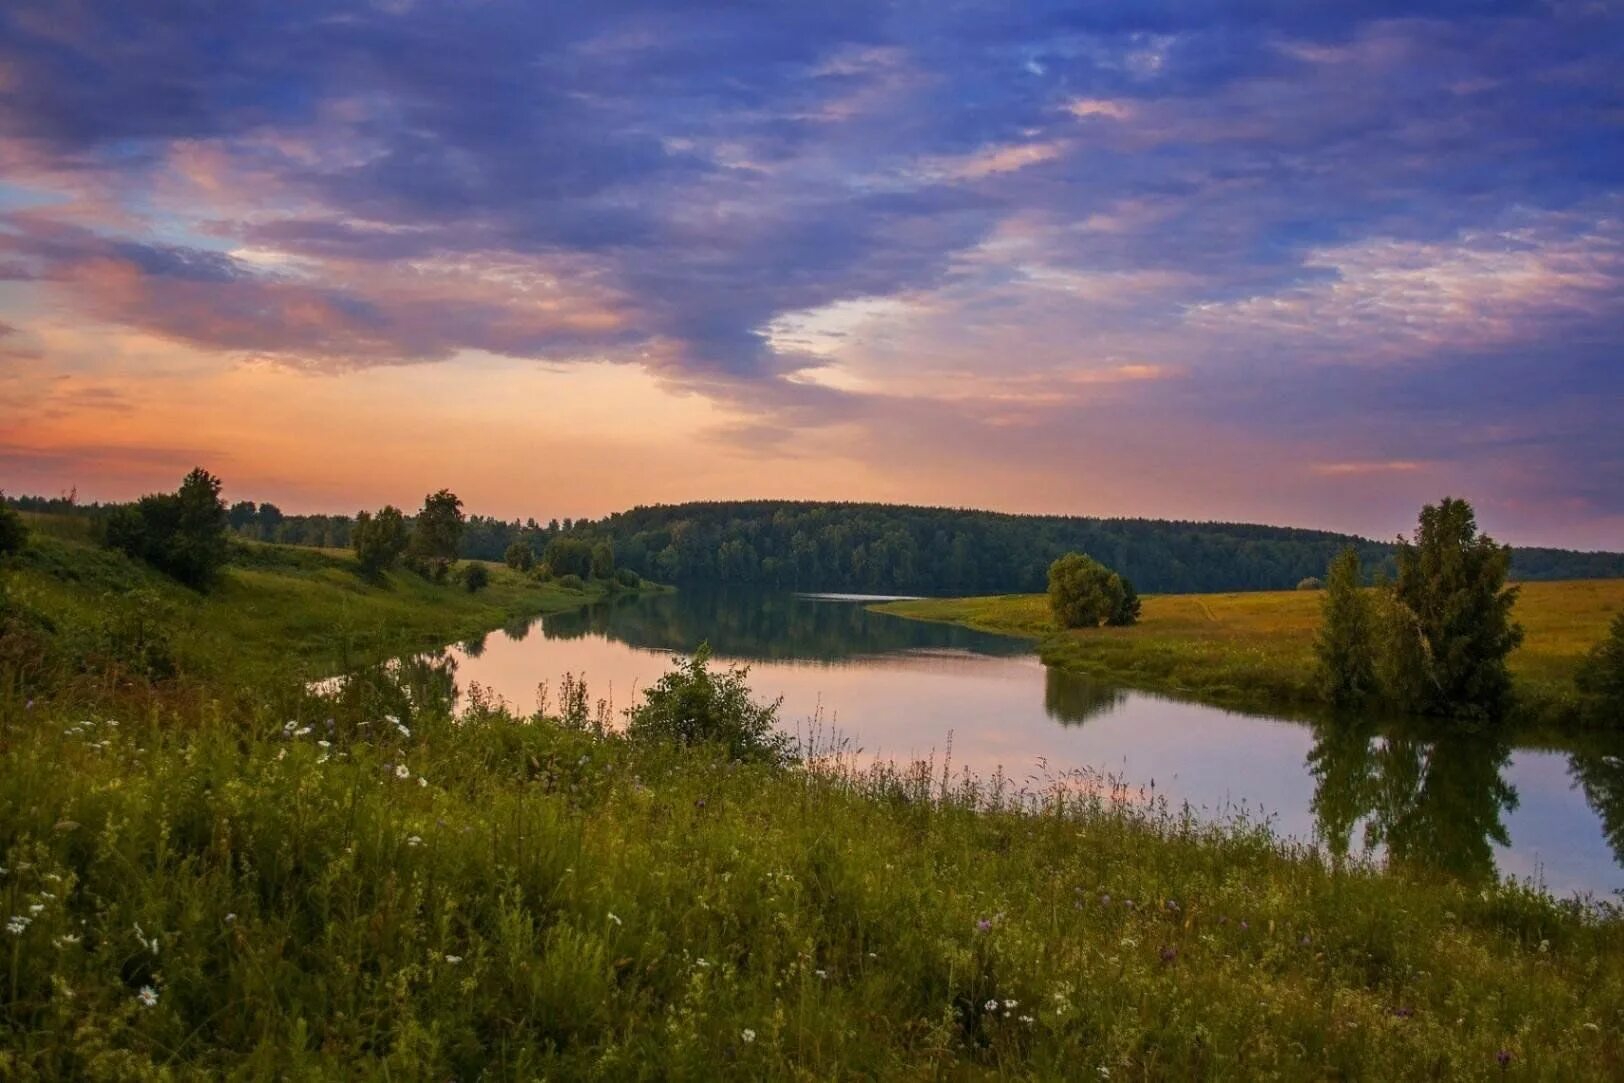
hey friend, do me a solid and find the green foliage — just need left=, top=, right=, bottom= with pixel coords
left=0, top=494, right=28, bottom=559
left=591, top=540, right=615, bottom=580
left=462, top=562, right=491, bottom=593
left=1576, top=613, right=1624, bottom=725
left=352, top=504, right=410, bottom=576
left=544, top=536, right=594, bottom=580
left=1315, top=548, right=1377, bottom=707
left=626, top=644, right=793, bottom=764
left=554, top=573, right=586, bottom=591
left=1298, top=577, right=1324, bottom=591
left=407, top=489, right=465, bottom=580
left=103, top=467, right=230, bottom=589
left=1383, top=498, right=1524, bottom=720
left=503, top=539, right=535, bottom=572
left=615, top=567, right=642, bottom=588
left=1047, top=552, right=1137, bottom=629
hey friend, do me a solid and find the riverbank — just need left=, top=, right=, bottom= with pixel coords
left=872, top=580, right=1624, bottom=730
left=4, top=514, right=658, bottom=685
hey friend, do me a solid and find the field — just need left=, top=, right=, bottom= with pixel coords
left=874, top=581, right=1624, bottom=729
left=3, top=525, right=1623, bottom=1077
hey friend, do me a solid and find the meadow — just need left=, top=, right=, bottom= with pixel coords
left=3, top=526, right=1623, bottom=1077
left=874, top=580, right=1624, bottom=732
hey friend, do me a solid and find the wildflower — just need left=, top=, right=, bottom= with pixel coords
left=137, top=985, right=158, bottom=1008
left=407, top=835, right=423, bottom=847
left=1159, top=946, right=1177, bottom=964
left=395, top=763, right=411, bottom=780
left=608, top=912, right=623, bottom=926
left=696, top=957, right=711, bottom=968
left=1239, top=920, right=1249, bottom=931
left=1300, top=935, right=1312, bottom=947
left=814, top=969, right=827, bottom=980
left=444, top=954, right=463, bottom=964
left=317, top=740, right=331, bottom=748
left=1019, top=1014, right=1035, bottom=1024
left=317, top=753, right=330, bottom=764
left=28, top=903, right=45, bottom=915
left=225, top=913, right=237, bottom=924
left=1098, top=1069, right=1111, bottom=1079
left=985, top=999, right=999, bottom=1012
left=53, top=934, right=81, bottom=947
left=741, top=1028, right=756, bottom=1043
left=976, top=918, right=992, bottom=933
left=276, top=749, right=287, bottom=761
left=1538, top=939, right=1550, bottom=953
left=1004, top=999, right=1017, bottom=1010
left=293, top=726, right=312, bottom=738
left=1100, top=894, right=1110, bottom=906
left=1496, top=1050, right=1512, bottom=1070
left=418, top=776, right=428, bottom=788
left=6, top=916, right=29, bottom=935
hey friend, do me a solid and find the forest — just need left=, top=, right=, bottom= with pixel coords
left=10, top=495, right=1623, bottom=595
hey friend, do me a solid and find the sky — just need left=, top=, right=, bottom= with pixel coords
left=1, top=2, right=1621, bottom=548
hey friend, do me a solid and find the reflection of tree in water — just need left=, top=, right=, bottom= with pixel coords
left=329, top=651, right=460, bottom=723
left=1042, top=667, right=1126, bottom=726
left=460, top=632, right=488, bottom=658
left=1569, top=737, right=1624, bottom=870
left=501, top=613, right=533, bottom=642
left=536, top=587, right=1030, bottom=663
left=1308, top=719, right=1516, bottom=885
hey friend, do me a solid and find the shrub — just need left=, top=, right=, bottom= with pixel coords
left=504, top=540, right=535, bottom=572
left=103, top=468, right=229, bottom=589
left=544, top=537, right=594, bottom=580
left=626, top=644, right=792, bottom=764
left=1048, top=552, right=1138, bottom=628
left=615, top=567, right=641, bottom=588
left=555, top=573, right=586, bottom=591
left=462, top=563, right=491, bottom=593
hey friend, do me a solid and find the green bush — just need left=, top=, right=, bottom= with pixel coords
left=103, top=468, right=229, bottom=589
left=555, top=573, right=586, bottom=591
left=0, top=496, right=27, bottom=559
left=626, top=644, right=793, bottom=764
left=462, top=563, right=491, bottom=593
left=1576, top=612, right=1624, bottom=725
left=615, top=567, right=641, bottom=588
left=1047, top=552, right=1138, bottom=628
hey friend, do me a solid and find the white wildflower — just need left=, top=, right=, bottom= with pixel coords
left=137, top=985, right=158, bottom=1008
left=985, top=999, right=998, bottom=1012
left=1004, top=999, right=1017, bottom=1010
left=53, top=934, right=81, bottom=947
left=293, top=726, right=312, bottom=738
left=317, top=740, right=331, bottom=748
left=395, top=763, right=410, bottom=780
left=695, top=957, right=711, bottom=968
left=276, top=749, right=287, bottom=761
left=607, top=912, right=622, bottom=927
left=6, top=916, right=28, bottom=935
left=224, top=913, right=237, bottom=924
left=317, top=753, right=330, bottom=765
left=444, top=954, right=463, bottom=964
left=28, top=903, right=45, bottom=915
left=1019, top=1015, right=1035, bottom=1024
left=814, top=969, right=827, bottom=980
left=407, top=835, right=423, bottom=847
left=741, top=1028, right=756, bottom=1044
left=417, top=776, right=428, bottom=788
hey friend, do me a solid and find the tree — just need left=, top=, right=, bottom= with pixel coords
left=104, top=468, right=230, bottom=589
left=462, top=562, right=490, bottom=593
left=544, top=536, right=593, bottom=580
left=591, top=541, right=616, bottom=580
left=1576, top=613, right=1624, bottom=725
left=407, top=489, right=465, bottom=580
left=503, top=539, right=535, bottom=572
left=1108, top=576, right=1141, bottom=626
left=1382, top=497, right=1523, bottom=719
left=1048, top=552, right=1127, bottom=629
left=226, top=500, right=259, bottom=531
left=0, top=495, right=26, bottom=559
left=353, top=505, right=410, bottom=575
left=1314, top=547, right=1376, bottom=706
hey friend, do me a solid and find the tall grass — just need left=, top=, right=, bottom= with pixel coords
left=2, top=675, right=1619, bottom=1079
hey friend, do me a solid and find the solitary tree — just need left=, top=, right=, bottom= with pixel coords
left=591, top=541, right=616, bottom=580
left=1383, top=497, right=1522, bottom=719
left=1315, top=547, right=1376, bottom=706
left=407, top=489, right=465, bottom=580
left=353, top=505, right=410, bottom=575
left=1048, top=552, right=1134, bottom=629
left=104, top=468, right=230, bottom=589
left=462, top=562, right=490, bottom=593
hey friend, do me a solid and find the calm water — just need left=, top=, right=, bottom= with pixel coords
left=429, top=588, right=1623, bottom=899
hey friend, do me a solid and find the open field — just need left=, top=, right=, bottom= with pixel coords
left=5, top=513, right=649, bottom=685
left=874, top=580, right=1624, bottom=729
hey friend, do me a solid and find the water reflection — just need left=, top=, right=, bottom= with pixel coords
left=538, top=586, right=1029, bottom=662
left=339, top=588, right=1624, bottom=897
left=1310, top=720, right=1519, bottom=884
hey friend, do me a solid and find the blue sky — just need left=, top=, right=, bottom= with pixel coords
left=1, top=1, right=1620, bottom=546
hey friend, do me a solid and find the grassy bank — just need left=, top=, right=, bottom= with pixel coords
left=1, top=680, right=1620, bottom=1078
left=874, top=581, right=1624, bottom=729
left=5, top=513, right=651, bottom=685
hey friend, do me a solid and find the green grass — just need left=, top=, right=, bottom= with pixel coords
left=5, top=515, right=649, bottom=685
left=875, top=581, right=1624, bottom=730
left=1, top=683, right=1620, bottom=1079
left=3, top=526, right=1622, bottom=1076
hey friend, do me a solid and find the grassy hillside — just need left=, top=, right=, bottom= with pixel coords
left=2, top=670, right=1620, bottom=1078
left=5, top=513, right=640, bottom=685
left=875, top=580, right=1624, bottom=728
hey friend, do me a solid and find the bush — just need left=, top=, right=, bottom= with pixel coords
left=555, top=573, right=586, bottom=591
left=462, top=563, right=491, bottom=593
left=544, top=537, right=593, bottom=580
left=626, top=644, right=792, bottom=764
left=1298, top=577, right=1324, bottom=591
left=615, top=567, right=641, bottom=588
left=1047, top=552, right=1138, bottom=628
left=504, top=540, right=535, bottom=572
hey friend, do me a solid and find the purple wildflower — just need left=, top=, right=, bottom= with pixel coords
left=1392, top=1007, right=1415, bottom=1019
left=976, top=918, right=992, bottom=933
left=1158, top=946, right=1177, bottom=964
left=1496, top=1050, right=1512, bottom=1070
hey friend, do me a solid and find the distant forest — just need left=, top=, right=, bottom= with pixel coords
left=11, top=494, right=1620, bottom=595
